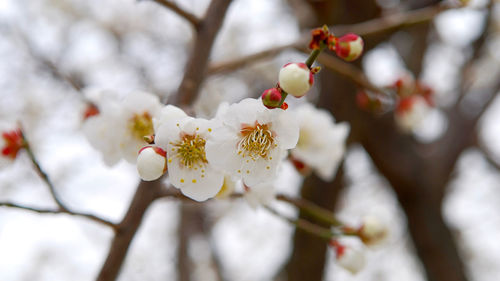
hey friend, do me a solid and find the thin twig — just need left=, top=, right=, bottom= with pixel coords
left=150, top=0, right=201, bottom=27
left=0, top=201, right=116, bottom=228
left=206, top=2, right=453, bottom=77
left=331, top=3, right=449, bottom=36
left=276, top=194, right=343, bottom=227
left=22, top=132, right=69, bottom=212
left=264, top=206, right=334, bottom=241
left=315, top=51, right=389, bottom=95
left=207, top=42, right=302, bottom=75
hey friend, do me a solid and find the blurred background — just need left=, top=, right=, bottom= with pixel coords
left=0, top=0, right=500, bottom=280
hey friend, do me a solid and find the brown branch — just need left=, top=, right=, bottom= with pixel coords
left=331, top=3, right=449, bottom=36
left=0, top=201, right=116, bottom=228
left=315, top=51, right=389, bottom=95
left=176, top=0, right=234, bottom=107
left=96, top=180, right=163, bottom=281
left=207, top=42, right=302, bottom=75
left=150, top=0, right=201, bottom=27
left=206, top=2, right=453, bottom=76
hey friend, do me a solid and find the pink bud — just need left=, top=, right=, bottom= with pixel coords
left=278, top=63, right=313, bottom=98
left=335, top=33, right=364, bottom=62
left=1, top=129, right=24, bottom=160
left=261, top=88, right=282, bottom=109
left=137, top=146, right=167, bottom=181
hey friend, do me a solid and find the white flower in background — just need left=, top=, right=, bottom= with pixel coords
left=278, top=63, right=313, bottom=98
left=83, top=90, right=162, bottom=165
left=394, top=95, right=430, bottom=132
left=358, top=215, right=388, bottom=247
left=155, top=110, right=224, bottom=202
left=331, top=241, right=365, bottom=274
left=336, top=246, right=365, bottom=274
left=290, top=104, right=349, bottom=181
left=205, top=98, right=299, bottom=187
left=243, top=182, right=276, bottom=209
left=215, top=175, right=237, bottom=199
left=137, top=146, right=167, bottom=181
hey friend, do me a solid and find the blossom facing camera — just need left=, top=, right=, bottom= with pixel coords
left=331, top=241, right=365, bottom=274
left=358, top=216, right=388, bottom=246
left=335, top=33, right=364, bottom=62
left=155, top=114, right=224, bottom=202
left=278, top=63, right=313, bottom=98
left=137, top=146, right=167, bottom=181
left=261, top=88, right=282, bottom=109
left=205, top=98, right=299, bottom=187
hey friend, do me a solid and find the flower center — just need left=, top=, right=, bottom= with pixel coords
left=173, top=134, right=207, bottom=168
left=129, top=112, right=154, bottom=141
left=238, top=123, right=275, bottom=160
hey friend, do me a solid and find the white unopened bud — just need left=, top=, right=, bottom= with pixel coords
left=335, top=33, right=364, bottom=62
left=137, top=146, right=167, bottom=181
left=278, top=63, right=313, bottom=98
left=358, top=216, right=388, bottom=246
left=337, top=246, right=365, bottom=274
left=395, top=96, right=430, bottom=132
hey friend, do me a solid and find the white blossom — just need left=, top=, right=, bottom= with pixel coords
left=155, top=111, right=224, bottom=202
left=82, top=90, right=162, bottom=165
left=290, top=104, right=349, bottom=181
left=205, top=98, right=299, bottom=187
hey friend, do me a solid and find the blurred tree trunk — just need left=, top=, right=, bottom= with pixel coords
left=283, top=1, right=470, bottom=281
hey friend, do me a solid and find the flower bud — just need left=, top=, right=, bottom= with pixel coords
left=1, top=129, right=24, bottom=160
left=137, top=146, right=167, bottom=181
left=83, top=103, right=99, bottom=120
left=261, top=88, right=282, bottom=109
left=358, top=216, right=388, bottom=246
left=331, top=241, right=365, bottom=274
left=335, top=33, right=364, bottom=62
left=278, top=63, right=313, bottom=98
left=395, top=96, right=430, bottom=132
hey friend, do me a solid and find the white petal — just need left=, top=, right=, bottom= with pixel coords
left=153, top=105, right=187, bottom=132
left=241, top=148, right=281, bottom=187
left=137, top=147, right=166, bottom=181
left=271, top=109, right=299, bottom=149
left=167, top=155, right=223, bottom=202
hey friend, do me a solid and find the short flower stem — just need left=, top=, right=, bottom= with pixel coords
left=305, top=44, right=326, bottom=69
left=264, top=206, right=334, bottom=241
left=276, top=194, right=343, bottom=227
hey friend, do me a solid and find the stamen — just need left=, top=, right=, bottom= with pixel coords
left=237, top=123, right=275, bottom=160
left=129, top=112, right=154, bottom=141
left=173, top=134, right=207, bottom=168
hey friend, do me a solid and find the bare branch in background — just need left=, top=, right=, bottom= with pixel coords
left=0, top=201, right=116, bottom=228
left=151, top=0, right=201, bottom=28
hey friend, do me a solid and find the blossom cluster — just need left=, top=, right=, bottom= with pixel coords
left=78, top=88, right=350, bottom=202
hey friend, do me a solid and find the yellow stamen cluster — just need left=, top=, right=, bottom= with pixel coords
left=237, top=123, right=275, bottom=160
left=172, top=134, right=207, bottom=169
left=129, top=112, right=154, bottom=141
